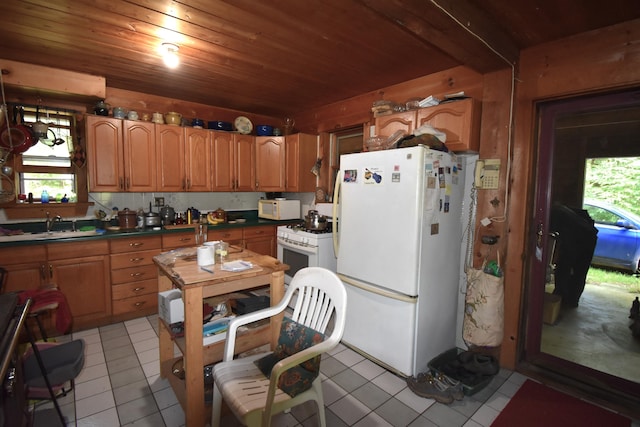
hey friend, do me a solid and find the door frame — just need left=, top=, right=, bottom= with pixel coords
left=523, top=88, right=640, bottom=398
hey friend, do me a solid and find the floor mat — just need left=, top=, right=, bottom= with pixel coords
left=491, top=380, right=631, bottom=427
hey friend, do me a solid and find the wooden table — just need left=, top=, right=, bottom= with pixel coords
left=154, top=246, right=288, bottom=427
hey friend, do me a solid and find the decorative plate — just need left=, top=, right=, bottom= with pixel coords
left=234, top=116, right=253, bottom=134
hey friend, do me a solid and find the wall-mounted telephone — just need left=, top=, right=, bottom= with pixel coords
left=475, top=159, right=501, bottom=189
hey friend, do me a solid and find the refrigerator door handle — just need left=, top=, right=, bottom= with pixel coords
left=338, top=273, right=417, bottom=303
left=332, top=170, right=342, bottom=258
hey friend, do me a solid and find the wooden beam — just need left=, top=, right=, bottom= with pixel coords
left=0, top=59, right=106, bottom=100
left=359, top=0, right=519, bottom=72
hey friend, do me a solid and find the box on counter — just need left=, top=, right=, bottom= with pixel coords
left=158, top=289, right=184, bottom=324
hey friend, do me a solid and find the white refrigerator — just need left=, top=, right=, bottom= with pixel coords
left=333, top=145, right=476, bottom=377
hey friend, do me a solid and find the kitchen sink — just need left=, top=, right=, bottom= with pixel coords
left=0, top=230, right=100, bottom=242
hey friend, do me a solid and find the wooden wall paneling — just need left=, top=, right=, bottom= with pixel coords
left=476, top=68, right=518, bottom=369
left=296, top=66, right=484, bottom=133
left=105, top=87, right=281, bottom=129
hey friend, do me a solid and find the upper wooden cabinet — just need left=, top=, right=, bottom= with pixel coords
left=285, top=133, right=318, bottom=192
left=156, top=124, right=186, bottom=192
left=185, top=128, right=212, bottom=192
left=374, top=110, right=417, bottom=139
left=255, top=136, right=285, bottom=191
left=86, top=116, right=124, bottom=191
left=86, top=116, right=156, bottom=191
left=211, top=131, right=255, bottom=191
left=123, top=120, right=157, bottom=191
left=374, top=98, right=481, bottom=152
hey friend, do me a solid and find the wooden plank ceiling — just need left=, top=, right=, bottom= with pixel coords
left=0, top=0, right=639, bottom=117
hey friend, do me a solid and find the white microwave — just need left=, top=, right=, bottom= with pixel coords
left=258, top=199, right=301, bottom=220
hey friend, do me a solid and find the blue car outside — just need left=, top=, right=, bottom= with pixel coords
left=583, top=200, right=640, bottom=274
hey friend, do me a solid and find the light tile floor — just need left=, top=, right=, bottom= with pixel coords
left=31, top=314, right=636, bottom=427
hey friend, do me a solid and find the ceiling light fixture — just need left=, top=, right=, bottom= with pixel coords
left=161, top=42, right=180, bottom=69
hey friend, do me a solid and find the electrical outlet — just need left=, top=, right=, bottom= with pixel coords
left=155, top=197, right=164, bottom=207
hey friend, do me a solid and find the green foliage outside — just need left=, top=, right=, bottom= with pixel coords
left=584, top=157, right=640, bottom=216
left=587, top=267, right=640, bottom=293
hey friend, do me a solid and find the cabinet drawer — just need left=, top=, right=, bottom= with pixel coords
left=110, top=249, right=161, bottom=269
left=243, top=225, right=274, bottom=238
left=162, top=231, right=198, bottom=249
left=112, top=279, right=157, bottom=300
left=110, top=235, right=162, bottom=253
left=47, top=239, right=109, bottom=260
left=0, top=245, right=46, bottom=264
left=208, top=228, right=243, bottom=242
left=112, top=293, right=157, bottom=316
left=111, top=264, right=158, bottom=285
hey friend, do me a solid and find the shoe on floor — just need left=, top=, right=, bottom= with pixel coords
left=407, top=372, right=454, bottom=404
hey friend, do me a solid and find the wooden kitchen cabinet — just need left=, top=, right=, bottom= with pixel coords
left=255, top=136, right=285, bottom=191
left=184, top=127, right=212, bottom=191
left=285, top=133, right=318, bottom=192
left=243, top=225, right=276, bottom=257
left=46, top=240, right=111, bottom=331
left=211, top=131, right=255, bottom=191
left=208, top=227, right=243, bottom=247
left=110, top=235, right=162, bottom=319
left=156, top=124, right=186, bottom=191
left=86, top=116, right=156, bottom=191
left=162, top=230, right=199, bottom=250
left=86, top=115, right=124, bottom=191
left=374, top=98, right=481, bottom=152
left=374, top=110, right=418, bottom=139
left=0, top=245, right=48, bottom=293
left=123, top=120, right=157, bottom=191
left=0, top=245, right=51, bottom=334
left=416, top=98, right=480, bottom=152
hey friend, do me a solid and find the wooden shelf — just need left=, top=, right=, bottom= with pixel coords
left=2, top=202, right=94, bottom=219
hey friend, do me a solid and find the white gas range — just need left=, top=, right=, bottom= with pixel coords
left=276, top=224, right=337, bottom=285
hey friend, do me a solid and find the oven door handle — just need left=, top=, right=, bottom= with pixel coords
left=277, top=238, right=319, bottom=255
left=332, top=170, right=342, bottom=259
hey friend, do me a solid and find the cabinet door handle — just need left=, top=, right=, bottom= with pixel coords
left=133, top=287, right=145, bottom=292
left=130, top=272, right=144, bottom=278
left=134, top=301, right=146, bottom=307
left=49, top=264, right=53, bottom=278
left=119, top=177, right=124, bottom=190
left=186, top=179, right=191, bottom=189
left=126, top=178, right=130, bottom=190
left=129, top=257, right=144, bottom=263
left=179, top=237, right=192, bottom=242
left=129, top=242, right=143, bottom=247
left=40, top=264, right=46, bottom=280
left=182, top=179, right=186, bottom=190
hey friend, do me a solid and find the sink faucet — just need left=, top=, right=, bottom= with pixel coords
left=45, top=211, right=62, bottom=232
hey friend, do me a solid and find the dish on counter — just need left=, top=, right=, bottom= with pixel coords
left=234, top=116, right=253, bottom=134
left=227, top=220, right=237, bottom=224
left=236, top=218, right=246, bottom=223
left=106, top=226, right=121, bottom=231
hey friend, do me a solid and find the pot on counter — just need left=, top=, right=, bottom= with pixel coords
left=160, top=205, right=175, bottom=225
left=118, top=208, right=138, bottom=230
left=304, top=209, right=328, bottom=231
left=145, top=202, right=161, bottom=227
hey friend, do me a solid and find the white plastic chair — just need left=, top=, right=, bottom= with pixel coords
left=211, top=267, right=347, bottom=427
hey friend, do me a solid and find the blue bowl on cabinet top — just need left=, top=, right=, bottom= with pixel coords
left=208, top=121, right=233, bottom=131
left=256, top=125, right=273, bottom=136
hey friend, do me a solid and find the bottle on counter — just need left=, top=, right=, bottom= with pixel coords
left=176, top=213, right=184, bottom=225
left=41, top=189, right=50, bottom=203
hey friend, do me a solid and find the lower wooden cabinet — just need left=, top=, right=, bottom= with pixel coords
left=110, top=235, right=162, bottom=320
left=47, top=240, right=111, bottom=331
left=243, top=225, right=276, bottom=257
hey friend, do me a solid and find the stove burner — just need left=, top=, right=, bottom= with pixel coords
left=287, top=222, right=332, bottom=234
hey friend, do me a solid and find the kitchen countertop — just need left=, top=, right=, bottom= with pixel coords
left=0, top=217, right=300, bottom=247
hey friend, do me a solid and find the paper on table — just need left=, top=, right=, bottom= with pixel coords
left=221, top=260, right=253, bottom=272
